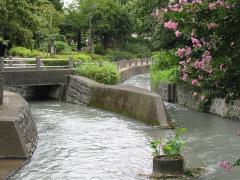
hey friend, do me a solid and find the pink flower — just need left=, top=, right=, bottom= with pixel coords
left=200, top=95, right=206, bottom=102
left=202, top=51, right=212, bottom=62
left=192, top=0, right=202, bottom=4
left=181, top=73, right=188, bottom=81
left=220, top=64, right=225, bottom=71
left=186, top=58, right=191, bottom=63
left=193, top=92, right=198, bottom=96
left=169, top=4, right=181, bottom=12
left=198, top=75, right=203, bottom=80
left=191, top=37, right=202, bottom=49
left=185, top=47, right=192, bottom=57
left=208, top=23, right=217, bottom=30
left=179, top=61, right=185, bottom=65
left=218, top=161, right=232, bottom=172
left=209, top=3, right=217, bottom=10
left=175, top=30, right=182, bottom=37
left=191, top=79, right=198, bottom=86
left=164, top=21, right=178, bottom=30
left=191, top=30, right=196, bottom=37
left=179, top=0, right=188, bottom=5
left=177, top=48, right=185, bottom=58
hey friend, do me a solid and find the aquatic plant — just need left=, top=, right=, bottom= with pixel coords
left=150, top=128, right=187, bottom=157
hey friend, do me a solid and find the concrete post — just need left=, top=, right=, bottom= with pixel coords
left=135, top=60, right=137, bottom=66
left=0, top=57, right=4, bottom=71
left=146, top=58, right=149, bottom=65
left=9, top=56, right=13, bottom=67
left=116, top=61, right=120, bottom=70
left=0, top=76, right=3, bottom=105
left=68, top=57, right=74, bottom=69
left=36, top=57, right=41, bottom=70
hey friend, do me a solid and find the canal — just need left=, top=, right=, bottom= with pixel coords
left=10, top=74, right=240, bottom=179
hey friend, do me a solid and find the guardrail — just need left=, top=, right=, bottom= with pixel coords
left=115, top=58, right=152, bottom=70
left=0, top=56, right=151, bottom=72
left=0, top=57, right=74, bottom=71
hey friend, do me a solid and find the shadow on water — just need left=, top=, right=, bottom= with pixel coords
left=9, top=73, right=240, bottom=180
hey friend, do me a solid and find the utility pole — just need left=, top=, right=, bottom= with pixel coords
left=89, top=13, right=94, bottom=55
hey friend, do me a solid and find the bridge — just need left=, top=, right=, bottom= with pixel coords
left=0, top=57, right=74, bottom=86
left=0, top=57, right=151, bottom=100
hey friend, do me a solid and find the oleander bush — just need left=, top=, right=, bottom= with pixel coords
left=153, top=0, right=240, bottom=108
left=75, top=62, right=119, bottom=85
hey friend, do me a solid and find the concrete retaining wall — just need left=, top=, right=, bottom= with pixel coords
left=0, top=91, right=38, bottom=158
left=154, top=83, right=240, bottom=120
left=66, top=76, right=172, bottom=128
left=0, top=77, right=3, bottom=105
left=119, top=65, right=150, bottom=82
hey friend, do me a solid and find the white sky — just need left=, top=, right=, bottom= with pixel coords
left=63, top=0, right=74, bottom=6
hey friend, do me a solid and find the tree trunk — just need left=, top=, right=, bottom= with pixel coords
left=0, top=43, right=5, bottom=57
left=77, top=30, right=82, bottom=51
left=102, top=35, right=109, bottom=49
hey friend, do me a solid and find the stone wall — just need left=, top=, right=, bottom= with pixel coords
left=152, top=83, right=176, bottom=102
left=66, top=76, right=172, bottom=128
left=210, top=98, right=240, bottom=120
left=176, top=85, right=201, bottom=110
left=119, top=65, right=150, bottom=82
left=0, top=91, right=38, bottom=158
left=154, top=82, right=240, bottom=120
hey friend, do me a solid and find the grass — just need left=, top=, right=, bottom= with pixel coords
left=75, top=62, right=120, bottom=85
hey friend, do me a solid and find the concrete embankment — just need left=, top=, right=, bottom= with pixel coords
left=65, top=76, right=172, bottom=128
left=119, top=65, right=150, bottom=82
left=0, top=91, right=38, bottom=179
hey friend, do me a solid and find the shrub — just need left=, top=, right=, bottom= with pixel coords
left=151, top=67, right=177, bottom=90
left=154, top=0, right=240, bottom=107
left=124, top=42, right=152, bottom=58
left=151, top=50, right=178, bottom=71
left=9, top=46, right=43, bottom=57
left=94, top=44, right=106, bottom=55
left=55, top=41, right=72, bottom=54
left=150, top=50, right=178, bottom=89
left=43, top=59, right=69, bottom=66
left=75, top=62, right=120, bottom=85
left=105, top=50, right=135, bottom=61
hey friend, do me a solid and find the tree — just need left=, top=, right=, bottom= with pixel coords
left=0, top=0, right=38, bottom=56
left=65, top=0, right=133, bottom=50
left=64, top=1, right=89, bottom=51
left=48, top=0, right=64, bottom=11
left=33, top=0, right=64, bottom=51
left=127, top=0, right=170, bottom=50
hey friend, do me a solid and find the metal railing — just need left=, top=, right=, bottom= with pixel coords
left=115, top=58, right=152, bottom=70
left=0, top=57, right=74, bottom=71
left=0, top=56, right=151, bottom=72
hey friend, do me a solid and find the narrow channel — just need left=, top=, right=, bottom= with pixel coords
left=10, top=74, right=240, bottom=180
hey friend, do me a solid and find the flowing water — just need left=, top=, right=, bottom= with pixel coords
left=10, top=74, right=240, bottom=180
